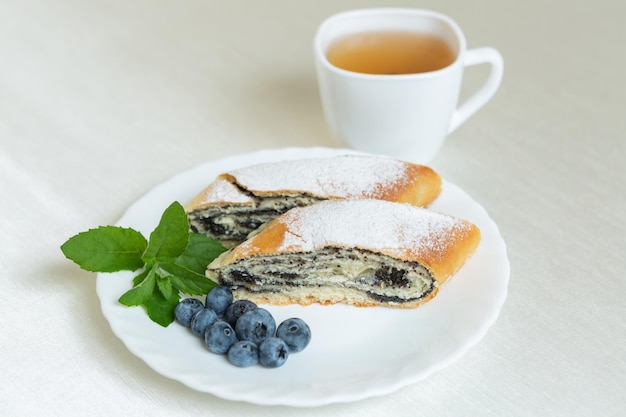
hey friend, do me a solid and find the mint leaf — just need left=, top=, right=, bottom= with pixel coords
left=61, top=226, right=147, bottom=272
left=142, top=201, right=189, bottom=263
left=156, top=275, right=174, bottom=300
left=160, top=262, right=217, bottom=295
left=144, top=288, right=180, bottom=327
left=132, top=268, right=150, bottom=287
left=175, top=233, right=226, bottom=274
left=118, top=269, right=157, bottom=306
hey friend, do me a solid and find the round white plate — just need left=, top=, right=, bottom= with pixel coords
left=96, top=147, right=510, bottom=407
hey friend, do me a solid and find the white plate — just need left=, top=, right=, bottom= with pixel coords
left=96, top=147, right=510, bottom=407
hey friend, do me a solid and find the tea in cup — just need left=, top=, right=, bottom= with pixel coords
left=314, top=8, right=503, bottom=162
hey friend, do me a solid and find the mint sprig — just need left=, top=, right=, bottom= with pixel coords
left=61, top=201, right=227, bottom=327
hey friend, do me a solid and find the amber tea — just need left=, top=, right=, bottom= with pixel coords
left=314, top=8, right=504, bottom=161
left=326, top=31, right=456, bottom=75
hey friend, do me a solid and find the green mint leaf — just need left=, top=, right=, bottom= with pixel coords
left=118, top=269, right=157, bottom=306
left=156, top=275, right=174, bottom=300
left=132, top=268, right=150, bottom=287
left=141, top=201, right=189, bottom=263
left=170, top=276, right=205, bottom=295
left=61, top=226, right=147, bottom=272
left=174, top=233, right=226, bottom=274
left=159, top=262, right=217, bottom=295
left=143, top=288, right=180, bottom=327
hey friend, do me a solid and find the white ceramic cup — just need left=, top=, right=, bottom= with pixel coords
left=314, top=8, right=503, bottom=162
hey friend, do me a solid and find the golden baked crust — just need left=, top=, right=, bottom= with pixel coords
left=185, top=155, right=442, bottom=210
left=185, top=155, right=442, bottom=247
left=207, top=199, right=480, bottom=308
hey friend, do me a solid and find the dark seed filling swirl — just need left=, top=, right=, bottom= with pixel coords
left=188, top=184, right=326, bottom=247
left=214, top=247, right=436, bottom=305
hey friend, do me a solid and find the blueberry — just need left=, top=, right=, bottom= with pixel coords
left=204, top=320, right=237, bottom=354
left=235, top=308, right=277, bottom=345
left=223, top=299, right=257, bottom=327
left=276, top=318, right=311, bottom=353
left=227, top=341, right=259, bottom=367
left=190, top=308, right=218, bottom=337
left=258, top=337, right=289, bottom=368
left=174, top=298, right=204, bottom=327
left=205, top=286, right=233, bottom=316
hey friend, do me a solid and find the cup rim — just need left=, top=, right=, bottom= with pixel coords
left=314, top=8, right=467, bottom=79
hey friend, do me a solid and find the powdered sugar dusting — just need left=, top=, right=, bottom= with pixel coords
left=225, top=155, right=409, bottom=198
left=197, top=179, right=253, bottom=204
left=278, top=199, right=471, bottom=258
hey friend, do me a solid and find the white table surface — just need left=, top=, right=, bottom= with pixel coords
left=2, top=1, right=624, bottom=416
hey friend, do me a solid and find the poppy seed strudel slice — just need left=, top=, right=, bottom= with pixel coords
left=206, top=199, right=480, bottom=308
left=185, top=155, right=442, bottom=247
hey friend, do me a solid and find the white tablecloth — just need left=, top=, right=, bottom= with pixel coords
left=1, top=1, right=624, bottom=416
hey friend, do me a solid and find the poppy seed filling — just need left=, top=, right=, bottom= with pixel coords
left=188, top=188, right=325, bottom=246
left=212, top=247, right=436, bottom=305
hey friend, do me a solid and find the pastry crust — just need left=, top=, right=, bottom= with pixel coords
left=207, top=199, right=481, bottom=308
left=185, top=155, right=442, bottom=247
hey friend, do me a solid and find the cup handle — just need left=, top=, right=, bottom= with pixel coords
left=448, top=47, right=504, bottom=133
